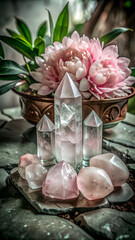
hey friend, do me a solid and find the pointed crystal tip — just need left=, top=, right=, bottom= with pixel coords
left=55, top=72, right=81, bottom=99
left=36, top=115, right=54, bottom=132
left=84, top=110, right=102, bottom=127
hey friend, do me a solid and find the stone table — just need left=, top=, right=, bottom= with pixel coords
left=0, top=107, right=135, bottom=240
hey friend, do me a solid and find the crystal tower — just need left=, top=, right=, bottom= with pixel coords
left=83, top=110, right=103, bottom=164
left=36, top=115, right=55, bottom=166
left=54, top=73, right=82, bottom=170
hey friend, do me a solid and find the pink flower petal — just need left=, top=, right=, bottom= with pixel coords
left=102, top=45, right=118, bottom=59
left=30, top=72, right=44, bottom=83
left=30, top=83, right=42, bottom=91
left=79, top=78, right=89, bottom=91
left=38, top=86, right=53, bottom=96
left=35, top=57, right=44, bottom=67
left=117, top=57, right=130, bottom=68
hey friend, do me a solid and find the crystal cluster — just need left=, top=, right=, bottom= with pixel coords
left=83, top=110, right=103, bottom=162
left=54, top=73, right=82, bottom=170
left=90, top=153, right=129, bottom=186
left=18, top=153, right=40, bottom=179
left=77, top=166, right=114, bottom=200
left=36, top=115, right=55, bottom=166
left=42, top=161, right=79, bottom=200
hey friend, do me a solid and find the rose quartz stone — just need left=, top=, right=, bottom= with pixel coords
left=90, top=153, right=129, bottom=186
left=18, top=153, right=40, bottom=179
left=42, top=161, right=79, bottom=200
left=25, top=163, right=47, bottom=189
left=77, top=166, right=114, bottom=200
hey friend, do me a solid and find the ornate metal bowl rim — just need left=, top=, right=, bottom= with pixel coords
left=13, top=80, right=135, bottom=103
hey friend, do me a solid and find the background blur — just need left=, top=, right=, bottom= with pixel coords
left=0, top=0, right=135, bottom=112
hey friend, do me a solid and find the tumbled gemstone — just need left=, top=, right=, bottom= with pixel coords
left=18, top=153, right=40, bottom=179
left=42, top=161, right=79, bottom=200
left=77, top=166, right=114, bottom=200
left=90, top=153, right=129, bottom=186
left=25, top=163, right=47, bottom=189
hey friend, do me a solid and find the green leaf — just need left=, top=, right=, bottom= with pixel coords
left=53, top=2, right=69, bottom=42
left=6, top=28, right=19, bottom=38
left=0, top=60, right=29, bottom=76
left=34, top=37, right=45, bottom=56
left=0, top=81, right=20, bottom=95
left=15, top=17, right=32, bottom=44
left=37, top=21, right=47, bottom=38
left=46, top=9, right=54, bottom=43
left=15, top=37, right=32, bottom=49
left=100, top=27, right=133, bottom=45
left=0, top=36, right=36, bottom=60
left=0, top=75, right=22, bottom=81
left=23, top=61, right=38, bottom=71
left=0, top=42, right=4, bottom=59
left=6, top=28, right=30, bottom=43
left=131, top=67, right=135, bottom=77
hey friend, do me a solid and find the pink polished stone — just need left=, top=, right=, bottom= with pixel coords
left=42, top=161, right=79, bottom=200
left=18, top=153, right=40, bottom=179
left=90, top=153, right=129, bottom=186
left=25, top=163, right=47, bottom=189
left=77, top=166, right=114, bottom=200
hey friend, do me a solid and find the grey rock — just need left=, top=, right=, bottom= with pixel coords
left=107, top=183, right=134, bottom=203
left=0, top=120, right=7, bottom=128
left=103, top=122, right=135, bottom=163
left=103, top=139, right=135, bottom=163
left=0, top=197, right=93, bottom=240
left=123, top=112, right=135, bottom=127
left=75, top=208, right=135, bottom=240
left=3, top=107, right=22, bottom=120
left=10, top=168, right=109, bottom=215
left=0, top=119, right=36, bottom=169
left=0, top=168, right=8, bottom=191
left=0, top=111, right=11, bottom=121
left=127, top=164, right=135, bottom=171
left=104, top=122, right=135, bottom=147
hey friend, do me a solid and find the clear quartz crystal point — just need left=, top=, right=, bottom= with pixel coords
left=54, top=72, right=82, bottom=170
left=36, top=115, right=55, bottom=166
left=83, top=110, right=103, bottom=163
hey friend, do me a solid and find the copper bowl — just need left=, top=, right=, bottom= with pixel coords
left=13, top=81, right=135, bottom=128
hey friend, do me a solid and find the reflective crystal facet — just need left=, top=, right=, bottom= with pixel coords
left=36, top=115, right=55, bottom=166
left=25, top=163, right=47, bottom=189
left=54, top=73, right=82, bottom=170
left=18, top=153, right=40, bottom=179
left=83, top=110, right=103, bottom=162
left=42, top=161, right=79, bottom=200
left=77, top=166, right=114, bottom=200
left=90, top=153, right=129, bottom=186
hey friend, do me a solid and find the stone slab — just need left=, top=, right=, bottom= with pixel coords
left=75, top=208, right=135, bottom=240
left=103, top=139, right=135, bottom=163
left=103, top=122, right=135, bottom=148
left=127, top=164, right=135, bottom=171
left=10, top=168, right=109, bottom=215
left=0, top=120, right=7, bottom=128
left=2, top=106, right=22, bottom=119
left=0, top=197, right=93, bottom=240
left=0, top=168, right=9, bottom=191
left=0, top=119, right=36, bottom=169
left=0, top=111, right=11, bottom=121
left=123, top=112, right=135, bottom=127
left=106, top=183, right=134, bottom=203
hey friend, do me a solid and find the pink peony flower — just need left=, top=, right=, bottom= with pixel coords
left=30, top=31, right=135, bottom=99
